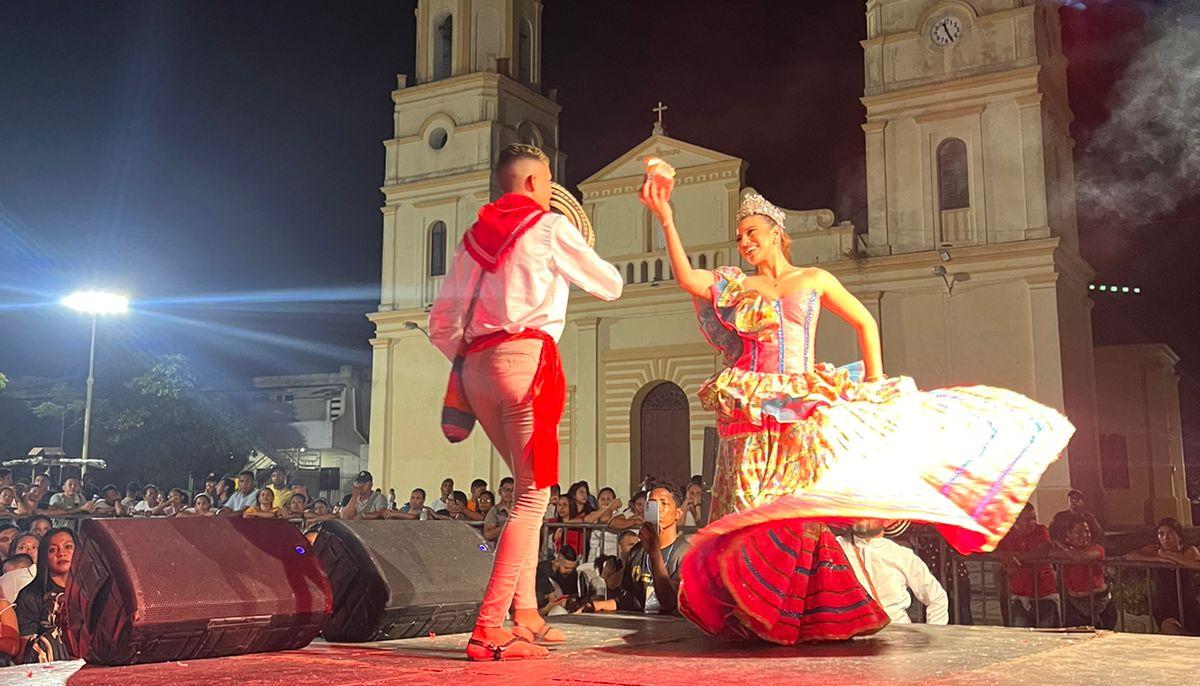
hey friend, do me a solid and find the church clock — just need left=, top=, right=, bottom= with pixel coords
left=930, top=16, right=961, bottom=46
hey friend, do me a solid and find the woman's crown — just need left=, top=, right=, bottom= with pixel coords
left=736, top=193, right=787, bottom=229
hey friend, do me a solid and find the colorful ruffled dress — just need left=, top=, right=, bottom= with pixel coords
left=677, top=267, right=1075, bottom=643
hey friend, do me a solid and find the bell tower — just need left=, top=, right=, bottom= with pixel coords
left=368, top=0, right=562, bottom=492
left=860, top=0, right=1078, bottom=256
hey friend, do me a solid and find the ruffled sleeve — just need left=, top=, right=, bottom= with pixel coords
left=693, top=267, right=749, bottom=367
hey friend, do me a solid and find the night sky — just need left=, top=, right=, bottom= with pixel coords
left=0, top=2, right=1195, bottom=455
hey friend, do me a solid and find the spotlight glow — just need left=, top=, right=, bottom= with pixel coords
left=62, top=291, right=130, bottom=315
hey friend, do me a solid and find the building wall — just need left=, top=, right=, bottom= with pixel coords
left=1094, top=345, right=1190, bottom=527
left=367, top=0, right=1187, bottom=526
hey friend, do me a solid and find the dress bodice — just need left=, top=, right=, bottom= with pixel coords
left=700, top=267, right=821, bottom=375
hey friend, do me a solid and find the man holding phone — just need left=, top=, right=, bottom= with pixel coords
left=588, top=485, right=690, bottom=615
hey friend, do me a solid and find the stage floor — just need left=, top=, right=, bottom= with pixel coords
left=9, top=615, right=1198, bottom=686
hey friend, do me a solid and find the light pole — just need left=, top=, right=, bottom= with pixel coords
left=62, top=291, right=129, bottom=476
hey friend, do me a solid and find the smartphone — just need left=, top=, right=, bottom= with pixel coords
left=644, top=499, right=660, bottom=532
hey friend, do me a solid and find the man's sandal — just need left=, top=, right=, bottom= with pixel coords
left=466, top=635, right=545, bottom=661
left=513, top=622, right=567, bottom=645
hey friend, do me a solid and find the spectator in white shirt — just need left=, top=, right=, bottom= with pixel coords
left=47, top=478, right=96, bottom=526
left=837, top=520, right=948, bottom=625
left=121, top=482, right=141, bottom=510
left=132, top=485, right=162, bottom=515
left=427, top=478, right=454, bottom=513
left=608, top=491, right=646, bottom=533
left=177, top=493, right=217, bottom=517
left=585, top=487, right=623, bottom=561
left=340, top=471, right=389, bottom=520
left=223, top=471, right=259, bottom=514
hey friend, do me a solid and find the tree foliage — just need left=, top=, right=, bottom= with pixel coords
left=92, top=355, right=256, bottom=488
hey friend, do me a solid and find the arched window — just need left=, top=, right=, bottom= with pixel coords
left=625, top=263, right=635, bottom=284
left=937, top=138, right=970, bottom=211
left=429, top=221, right=447, bottom=277
left=516, top=121, right=541, bottom=147
left=698, top=254, right=708, bottom=269
left=434, top=13, right=453, bottom=81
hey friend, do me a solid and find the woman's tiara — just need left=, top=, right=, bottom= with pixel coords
left=736, top=193, right=787, bottom=229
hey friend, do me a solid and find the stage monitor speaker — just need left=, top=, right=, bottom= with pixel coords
left=313, top=520, right=492, bottom=642
left=63, top=517, right=332, bottom=665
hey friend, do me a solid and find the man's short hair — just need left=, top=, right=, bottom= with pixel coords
left=271, top=467, right=286, bottom=476
left=442, top=477, right=454, bottom=486
left=411, top=488, right=426, bottom=498
left=629, top=490, right=647, bottom=504
left=471, top=478, right=487, bottom=490
left=558, top=544, right=578, bottom=562
left=650, top=481, right=683, bottom=507
left=239, top=470, right=254, bottom=479
left=450, top=490, right=469, bottom=506
left=496, top=143, right=549, bottom=175
left=618, top=530, right=639, bottom=543
left=499, top=477, right=514, bottom=488
left=1067, top=489, right=1085, bottom=500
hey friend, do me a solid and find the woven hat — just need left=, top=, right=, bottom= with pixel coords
left=549, top=182, right=595, bottom=247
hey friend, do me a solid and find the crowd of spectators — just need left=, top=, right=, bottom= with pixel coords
left=1, top=461, right=1198, bottom=667
left=990, top=490, right=1200, bottom=634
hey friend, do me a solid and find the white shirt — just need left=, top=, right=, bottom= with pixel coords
left=429, top=212, right=623, bottom=359
left=838, top=535, right=949, bottom=625
left=224, top=490, right=258, bottom=512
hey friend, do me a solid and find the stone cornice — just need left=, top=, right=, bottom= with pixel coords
left=579, top=159, right=744, bottom=199
left=381, top=169, right=491, bottom=200
left=1094, top=344, right=1180, bottom=368
left=863, top=66, right=1042, bottom=117
left=391, top=71, right=561, bottom=117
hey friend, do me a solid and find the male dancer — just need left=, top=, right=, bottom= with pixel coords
left=430, top=143, right=623, bottom=660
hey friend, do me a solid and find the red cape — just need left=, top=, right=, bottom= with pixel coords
left=463, top=193, right=546, bottom=272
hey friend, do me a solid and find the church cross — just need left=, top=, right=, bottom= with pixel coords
left=652, top=101, right=668, bottom=135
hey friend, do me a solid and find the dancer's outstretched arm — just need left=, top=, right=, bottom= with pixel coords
left=814, top=269, right=884, bottom=381
left=638, top=180, right=715, bottom=298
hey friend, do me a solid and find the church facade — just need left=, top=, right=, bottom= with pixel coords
left=367, top=0, right=1190, bottom=528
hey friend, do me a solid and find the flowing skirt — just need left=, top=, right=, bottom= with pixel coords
left=679, top=520, right=890, bottom=643
left=680, top=363, right=1075, bottom=643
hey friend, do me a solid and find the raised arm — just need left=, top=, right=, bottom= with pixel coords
left=638, top=180, right=715, bottom=299
left=813, top=269, right=883, bottom=381
left=549, top=217, right=624, bottom=301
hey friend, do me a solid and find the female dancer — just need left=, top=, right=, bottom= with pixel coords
left=639, top=170, right=1074, bottom=643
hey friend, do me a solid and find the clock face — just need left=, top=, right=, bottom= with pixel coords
left=931, top=16, right=962, bottom=46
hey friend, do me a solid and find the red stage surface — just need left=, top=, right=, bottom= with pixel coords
left=6, top=615, right=1197, bottom=686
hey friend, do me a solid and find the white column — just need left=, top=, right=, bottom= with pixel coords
left=367, top=336, right=394, bottom=488
left=1025, top=274, right=1070, bottom=512
left=862, top=120, right=891, bottom=255
left=573, top=317, right=601, bottom=488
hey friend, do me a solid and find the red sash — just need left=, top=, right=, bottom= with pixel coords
left=467, top=329, right=564, bottom=489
